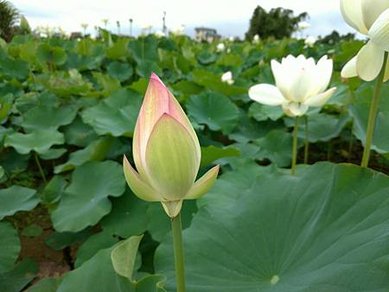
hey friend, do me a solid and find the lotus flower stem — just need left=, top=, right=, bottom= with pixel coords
left=361, top=52, right=388, bottom=168
left=291, top=116, right=299, bottom=175
left=171, top=212, right=186, bottom=292
left=34, top=152, right=46, bottom=184
left=304, top=115, right=309, bottom=164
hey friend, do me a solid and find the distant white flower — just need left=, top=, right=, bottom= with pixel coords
left=253, top=34, right=260, bottom=44
left=228, top=36, right=235, bottom=42
left=298, top=21, right=310, bottom=30
left=155, top=30, right=165, bottom=38
left=248, top=55, right=336, bottom=117
left=221, top=71, right=234, bottom=85
left=216, top=43, right=225, bottom=52
left=171, top=24, right=185, bottom=35
left=340, top=0, right=389, bottom=81
left=304, top=36, right=317, bottom=47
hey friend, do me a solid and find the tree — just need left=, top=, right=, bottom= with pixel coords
left=246, top=6, right=308, bottom=40
left=0, top=0, right=19, bottom=41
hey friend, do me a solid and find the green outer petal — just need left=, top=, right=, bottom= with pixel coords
left=145, top=114, right=200, bottom=201
left=185, top=165, right=220, bottom=200
left=133, top=73, right=200, bottom=180
left=356, top=41, right=385, bottom=81
left=161, top=200, right=183, bottom=218
left=123, top=156, right=160, bottom=202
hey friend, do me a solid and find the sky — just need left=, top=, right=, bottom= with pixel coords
left=11, top=0, right=357, bottom=39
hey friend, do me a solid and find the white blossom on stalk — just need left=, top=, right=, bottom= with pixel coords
left=216, top=43, right=225, bottom=52
left=298, top=21, right=310, bottom=30
left=253, top=34, right=260, bottom=44
left=248, top=55, right=336, bottom=117
left=221, top=71, right=234, bottom=85
left=340, top=0, right=389, bottom=81
left=304, top=36, right=317, bottom=47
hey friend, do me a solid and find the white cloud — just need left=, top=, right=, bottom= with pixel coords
left=11, top=0, right=354, bottom=37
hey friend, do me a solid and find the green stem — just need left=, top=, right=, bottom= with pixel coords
left=171, top=212, right=186, bottom=292
left=291, top=116, right=299, bottom=175
left=304, top=115, right=309, bottom=164
left=34, top=152, right=47, bottom=184
left=361, top=52, right=388, bottom=168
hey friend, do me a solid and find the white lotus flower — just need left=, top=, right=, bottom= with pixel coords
left=248, top=55, right=336, bottom=117
left=298, top=21, right=310, bottom=30
left=253, top=34, right=260, bottom=44
left=216, top=43, right=225, bottom=52
left=221, top=71, right=234, bottom=85
left=340, top=0, right=389, bottom=81
left=304, top=36, right=317, bottom=47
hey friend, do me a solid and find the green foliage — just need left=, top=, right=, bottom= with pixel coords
left=0, top=30, right=387, bottom=291
left=246, top=5, right=308, bottom=40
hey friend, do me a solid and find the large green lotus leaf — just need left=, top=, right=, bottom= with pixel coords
left=36, top=44, right=67, bottom=66
left=0, top=93, right=14, bottom=124
left=186, top=92, right=240, bottom=134
left=107, top=61, right=133, bottom=82
left=191, top=69, right=248, bottom=96
left=0, top=165, right=4, bottom=180
left=75, top=230, right=118, bottom=268
left=45, top=229, right=93, bottom=251
left=81, top=89, right=142, bottom=137
left=147, top=200, right=197, bottom=242
left=26, top=278, right=62, bottom=292
left=36, top=70, right=93, bottom=98
left=0, top=56, right=29, bottom=80
left=0, top=186, right=38, bottom=220
left=92, top=72, right=121, bottom=96
left=39, top=175, right=67, bottom=205
left=106, top=38, right=130, bottom=60
left=155, top=162, right=389, bottom=291
left=0, top=222, right=20, bottom=273
left=57, top=244, right=166, bottom=292
left=51, top=161, right=125, bottom=232
left=39, top=148, right=67, bottom=160
left=128, top=36, right=159, bottom=64
left=14, top=92, right=58, bottom=114
left=196, top=50, right=217, bottom=65
left=101, top=190, right=149, bottom=238
left=283, top=113, right=350, bottom=143
left=216, top=53, right=243, bottom=67
left=249, top=102, right=284, bottom=122
left=0, top=148, right=30, bottom=175
left=4, top=129, right=64, bottom=155
left=54, top=137, right=114, bottom=174
left=349, top=84, right=389, bottom=153
left=254, top=129, right=293, bottom=167
left=302, top=113, right=350, bottom=143
left=0, top=259, right=37, bottom=292
left=200, top=145, right=240, bottom=168
left=62, top=116, right=99, bottom=147
left=21, top=105, right=78, bottom=131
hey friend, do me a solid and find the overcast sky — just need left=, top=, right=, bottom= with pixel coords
left=11, top=0, right=357, bottom=38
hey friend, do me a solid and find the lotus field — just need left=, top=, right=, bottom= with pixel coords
left=3, top=2, right=389, bottom=290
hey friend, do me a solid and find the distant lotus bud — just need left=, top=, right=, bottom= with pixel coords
left=221, top=71, right=234, bottom=85
left=123, top=73, right=219, bottom=218
left=216, top=43, right=225, bottom=52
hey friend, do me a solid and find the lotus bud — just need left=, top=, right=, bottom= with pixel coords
left=123, top=73, right=219, bottom=218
